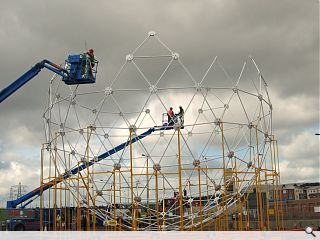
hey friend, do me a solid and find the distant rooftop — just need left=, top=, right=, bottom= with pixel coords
left=282, top=182, right=320, bottom=188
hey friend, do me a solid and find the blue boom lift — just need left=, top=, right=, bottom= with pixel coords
left=1, top=53, right=178, bottom=208
left=0, top=54, right=98, bottom=103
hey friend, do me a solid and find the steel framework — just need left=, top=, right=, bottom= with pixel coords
left=39, top=31, right=283, bottom=231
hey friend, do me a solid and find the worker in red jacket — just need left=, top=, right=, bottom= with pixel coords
left=81, top=48, right=96, bottom=78
left=87, top=48, right=95, bottom=68
left=167, top=107, right=174, bottom=125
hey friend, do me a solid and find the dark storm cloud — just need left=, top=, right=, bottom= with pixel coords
left=0, top=0, right=318, bottom=201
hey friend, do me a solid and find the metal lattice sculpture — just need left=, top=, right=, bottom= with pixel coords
left=41, top=31, right=280, bottom=231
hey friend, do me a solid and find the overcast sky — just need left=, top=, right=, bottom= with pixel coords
left=0, top=0, right=318, bottom=207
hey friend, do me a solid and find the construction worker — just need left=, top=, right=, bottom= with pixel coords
left=87, top=48, right=96, bottom=68
left=81, top=48, right=96, bottom=78
left=56, top=213, right=61, bottom=230
left=177, top=105, right=184, bottom=125
left=81, top=210, right=87, bottom=230
left=167, top=107, right=174, bottom=125
left=61, top=213, right=65, bottom=230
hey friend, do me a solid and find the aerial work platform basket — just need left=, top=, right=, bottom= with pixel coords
left=162, top=112, right=184, bottom=128
left=0, top=53, right=99, bottom=103
left=63, top=54, right=98, bottom=85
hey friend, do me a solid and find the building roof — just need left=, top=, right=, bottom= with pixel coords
left=282, top=182, right=320, bottom=189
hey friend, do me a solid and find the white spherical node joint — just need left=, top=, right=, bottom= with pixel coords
left=153, top=163, right=161, bottom=172
left=174, top=122, right=181, bottom=130
left=70, top=150, right=75, bottom=156
left=79, top=129, right=84, bottom=135
left=104, top=133, right=109, bottom=139
left=193, top=159, right=200, bottom=167
left=149, top=85, right=158, bottom=93
left=114, top=163, right=121, bottom=170
left=96, top=190, right=103, bottom=197
left=172, top=52, right=180, bottom=60
left=134, top=196, right=142, bottom=203
left=145, top=108, right=150, bottom=114
left=105, top=87, right=113, bottom=96
left=247, top=161, right=253, bottom=168
left=148, top=31, right=156, bottom=37
left=129, top=125, right=137, bottom=133
left=215, top=184, right=221, bottom=191
left=232, top=87, right=238, bottom=93
left=92, top=109, right=97, bottom=114
left=258, top=94, right=263, bottom=101
left=224, top=104, right=229, bottom=109
left=89, top=124, right=96, bottom=131
left=214, top=118, right=221, bottom=126
left=126, top=54, right=134, bottom=61
left=65, top=170, right=71, bottom=178
left=46, top=143, right=51, bottom=152
left=248, top=122, right=254, bottom=129
left=198, top=108, right=203, bottom=114
left=227, top=151, right=234, bottom=159
left=195, top=82, right=201, bottom=91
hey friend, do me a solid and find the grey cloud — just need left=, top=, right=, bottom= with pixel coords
left=0, top=0, right=318, bottom=202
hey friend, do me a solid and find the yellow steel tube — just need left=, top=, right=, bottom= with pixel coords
left=177, top=128, right=184, bottom=230
left=129, top=128, right=136, bottom=230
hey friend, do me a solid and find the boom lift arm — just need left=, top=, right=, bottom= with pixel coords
left=0, top=54, right=98, bottom=103
left=6, top=125, right=174, bottom=208
left=0, top=60, right=68, bottom=103
left=0, top=53, right=99, bottom=207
